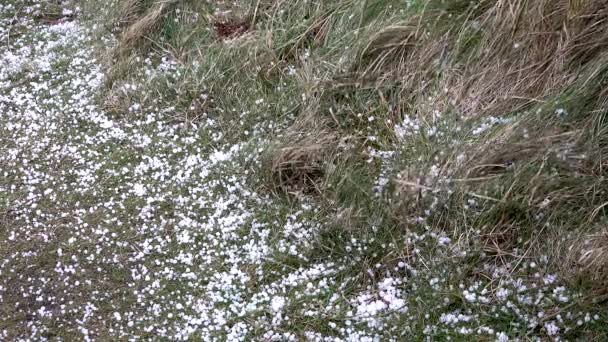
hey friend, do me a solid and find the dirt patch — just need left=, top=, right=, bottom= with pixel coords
left=213, top=19, right=250, bottom=39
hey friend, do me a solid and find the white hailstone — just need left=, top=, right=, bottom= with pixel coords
left=270, top=296, right=286, bottom=312
left=543, top=274, right=557, bottom=285
left=133, top=183, right=146, bottom=196
left=463, top=290, right=477, bottom=303
left=553, top=287, right=569, bottom=303
left=437, top=236, right=451, bottom=246
left=584, top=313, right=591, bottom=322
left=496, top=332, right=509, bottom=342
left=544, top=321, right=559, bottom=336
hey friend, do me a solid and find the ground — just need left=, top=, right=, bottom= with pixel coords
left=1, top=0, right=607, bottom=341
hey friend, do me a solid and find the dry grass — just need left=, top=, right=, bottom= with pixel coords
left=101, top=1, right=178, bottom=88
left=356, top=0, right=608, bottom=118
left=335, top=0, right=608, bottom=287
left=265, top=0, right=608, bottom=219
left=117, top=2, right=170, bottom=53
left=267, top=128, right=339, bottom=195
left=114, top=0, right=145, bottom=27
left=360, top=2, right=607, bottom=174
left=564, top=229, right=608, bottom=295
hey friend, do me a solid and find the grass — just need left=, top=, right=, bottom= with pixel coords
left=1, top=0, right=608, bottom=340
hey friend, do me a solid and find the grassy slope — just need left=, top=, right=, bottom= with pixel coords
left=1, top=0, right=608, bottom=340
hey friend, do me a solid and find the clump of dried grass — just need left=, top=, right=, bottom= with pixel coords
left=102, top=1, right=178, bottom=87
left=268, top=129, right=338, bottom=195
left=564, top=230, right=608, bottom=294
left=454, top=1, right=608, bottom=118
left=116, top=2, right=170, bottom=54
left=265, top=68, right=341, bottom=192
left=357, top=0, right=608, bottom=119
left=115, top=0, right=146, bottom=28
